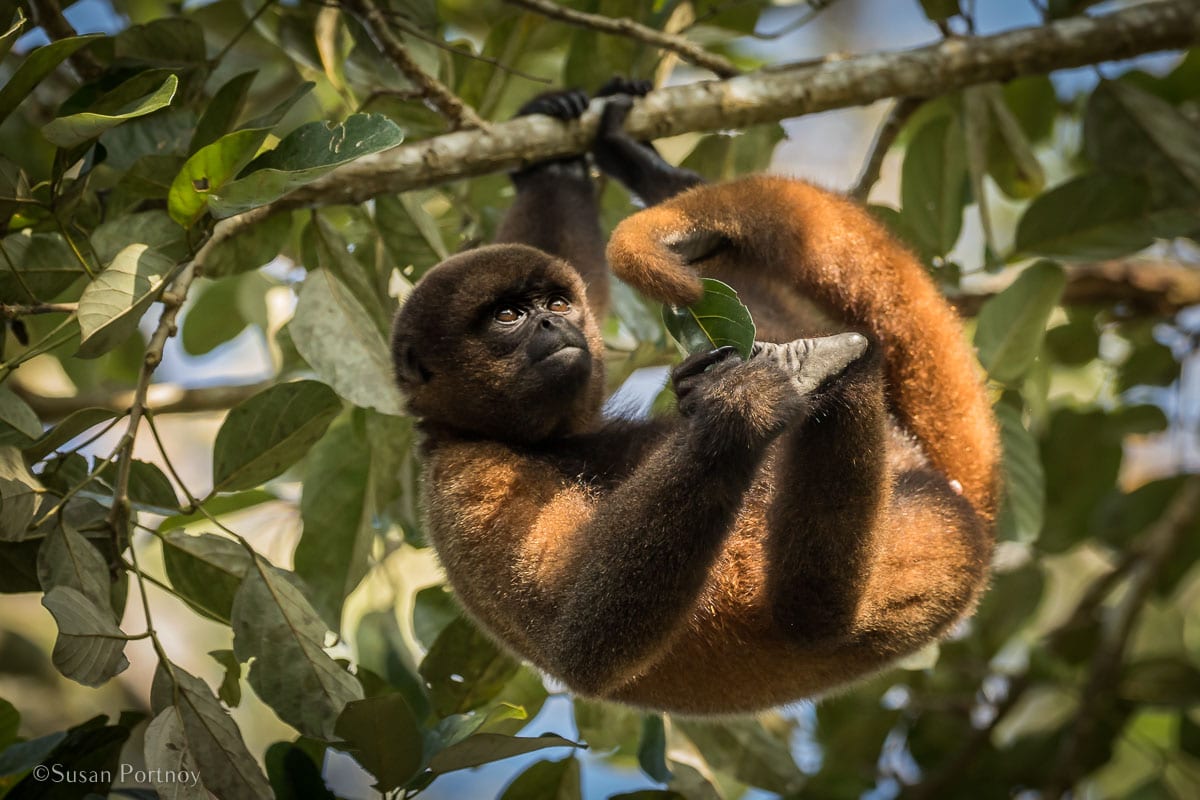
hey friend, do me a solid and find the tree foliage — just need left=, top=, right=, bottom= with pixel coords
left=1, top=0, right=1199, bottom=798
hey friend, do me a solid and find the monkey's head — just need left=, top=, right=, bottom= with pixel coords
left=391, top=244, right=606, bottom=443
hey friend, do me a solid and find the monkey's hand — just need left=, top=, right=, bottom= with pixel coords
left=512, top=89, right=590, bottom=183
left=671, top=346, right=809, bottom=450
left=750, top=333, right=872, bottom=400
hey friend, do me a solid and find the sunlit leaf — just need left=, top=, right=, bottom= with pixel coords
left=974, top=260, right=1065, bottom=383
left=0, top=34, right=104, bottom=126
left=77, top=244, right=176, bottom=358
left=901, top=115, right=967, bottom=256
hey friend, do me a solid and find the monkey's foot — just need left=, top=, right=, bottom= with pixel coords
left=751, top=333, right=869, bottom=397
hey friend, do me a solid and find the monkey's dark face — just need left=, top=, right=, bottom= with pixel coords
left=391, top=244, right=606, bottom=443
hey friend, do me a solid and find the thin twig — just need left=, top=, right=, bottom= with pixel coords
left=850, top=96, right=924, bottom=202
left=503, top=0, right=740, bottom=78
left=1, top=302, right=78, bottom=318
left=211, top=0, right=276, bottom=67
left=339, top=0, right=486, bottom=129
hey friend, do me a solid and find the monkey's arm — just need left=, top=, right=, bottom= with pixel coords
left=592, top=96, right=705, bottom=207
left=493, top=91, right=611, bottom=316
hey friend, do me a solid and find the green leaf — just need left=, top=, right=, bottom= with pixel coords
left=413, top=584, right=459, bottom=650
left=0, top=34, right=105, bottom=126
left=182, top=277, right=251, bottom=356
left=143, top=709, right=206, bottom=800
left=375, top=192, right=448, bottom=281
left=661, top=278, right=756, bottom=357
left=294, top=414, right=374, bottom=629
left=211, top=381, right=342, bottom=492
left=77, top=244, right=177, bottom=358
left=202, top=211, right=292, bottom=278
left=333, top=694, right=424, bottom=790
left=0, top=12, right=26, bottom=63
left=420, top=616, right=520, bottom=717
left=311, top=215, right=392, bottom=334
left=676, top=717, right=806, bottom=795
left=901, top=115, right=967, bottom=256
left=91, top=209, right=190, bottom=264
left=114, top=18, right=207, bottom=66
left=985, top=82, right=1046, bottom=199
left=231, top=560, right=363, bottom=739
left=1013, top=173, right=1163, bottom=260
left=431, top=733, right=583, bottom=774
left=1085, top=80, right=1200, bottom=207
left=41, top=586, right=130, bottom=687
left=209, top=649, right=243, bottom=708
left=264, top=740, right=336, bottom=800
left=209, top=114, right=404, bottom=217
left=919, top=0, right=960, bottom=21
left=995, top=400, right=1045, bottom=544
left=500, top=757, right=581, bottom=800
left=0, top=387, right=41, bottom=443
left=23, top=408, right=119, bottom=463
left=43, top=74, right=179, bottom=149
left=354, top=610, right=431, bottom=720
left=100, top=458, right=178, bottom=514
left=288, top=270, right=405, bottom=415
left=190, top=71, right=257, bottom=155
left=161, top=531, right=252, bottom=623
left=36, top=522, right=113, bottom=613
left=974, top=260, right=1065, bottom=383
left=159, top=489, right=276, bottom=533
left=679, top=124, right=786, bottom=181
left=0, top=445, right=43, bottom=541
left=149, top=664, right=272, bottom=800
left=638, top=715, right=672, bottom=783
left=0, top=231, right=85, bottom=303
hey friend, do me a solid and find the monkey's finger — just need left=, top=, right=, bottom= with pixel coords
left=672, top=345, right=739, bottom=382
left=599, top=95, right=635, bottom=134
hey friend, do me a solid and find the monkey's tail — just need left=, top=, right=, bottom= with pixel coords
left=607, top=175, right=1001, bottom=521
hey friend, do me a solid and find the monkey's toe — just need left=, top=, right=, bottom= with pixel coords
left=752, top=333, right=869, bottom=396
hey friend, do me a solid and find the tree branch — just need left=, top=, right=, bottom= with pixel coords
left=948, top=259, right=1200, bottom=318
left=339, top=0, right=486, bottom=130
left=10, top=379, right=277, bottom=423
left=503, top=0, right=740, bottom=78
left=270, top=0, right=1200, bottom=210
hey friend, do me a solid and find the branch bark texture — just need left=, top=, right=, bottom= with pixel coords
left=277, top=0, right=1200, bottom=209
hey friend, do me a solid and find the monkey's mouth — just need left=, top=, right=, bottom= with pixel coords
left=534, top=344, right=585, bottom=363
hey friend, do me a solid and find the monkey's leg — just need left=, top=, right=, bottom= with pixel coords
left=758, top=336, right=892, bottom=645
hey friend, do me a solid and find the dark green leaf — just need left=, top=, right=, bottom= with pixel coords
left=231, top=561, right=363, bottom=739
left=1119, top=659, right=1200, bottom=706
left=334, top=695, right=424, bottom=790
left=23, top=408, right=119, bottom=463
left=0, top=35, right=105, bottom=126
left=676, top=717, right=805, bottom=794
left=149, top=664, right=272, bottom=799
left=500, top=756, right=581, bottom=800
left=209, top=649, right=243, bottom=708
left=0, top=446, right=43, bottom=542
left=661, top=278, right=755, bottom=357
left=420, top=616, right=520, bottom=716
left=41, top=586, right=129, bottom=686
left=114, top=18, right=206, bottom=66
left=142, top=708, right=204, bottom=800
left=311, top=214, right=391, bottom=334
left=430, top=733, right=582, bottom=774
left=413, top=584, right=459, bottom=649
left=679, top=124, right=785, bottom=181
left=202, top=211, right=293, bottom=278
left=974, top=260, right=1065, bottom=383
left=43, top=74, right=178, bottom=149
left=638, top=714, right=671, bottom=783
left=354, top=610, right=431, bottom=719
left=294, top=413, right=374, bottom=628
left=161, top=530, right=252, bottom=623
left=159, top=489, right=276, bottom=533
left=0, top=387, right=41, bottom=444
left=190, top=71, right=257, bottom=155
left=1013, top=174, right=1167, bottom=260
left=211, top=381, right=342, bottom=492
left=375, top=192, right=448, bottom=281
left=995, top=401, right=1045, bottom=544
left=210, top=114, right=405, bottom=217
left=264, top=740, right=336, bottom=800
left=182, top=277, right=252, bottom=356
left=919, top=0, right=960, bottom=22
left=0, top=232, right=85, bottom=303
left=901, top=115, right=967, bottom=256
left=36, top=522, right=113, bottom=612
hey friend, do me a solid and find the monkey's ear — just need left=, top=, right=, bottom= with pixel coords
left=394, top=343, right=431, bottom=387
left=664, top=229, right=729, bottom=264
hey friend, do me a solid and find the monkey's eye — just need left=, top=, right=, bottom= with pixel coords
left=494, top=305, right=523, bottom=324
left=547, top=296, right=571, bottom=314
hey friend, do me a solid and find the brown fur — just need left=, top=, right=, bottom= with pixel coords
left=392, top=96, right=1000, bottom=715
